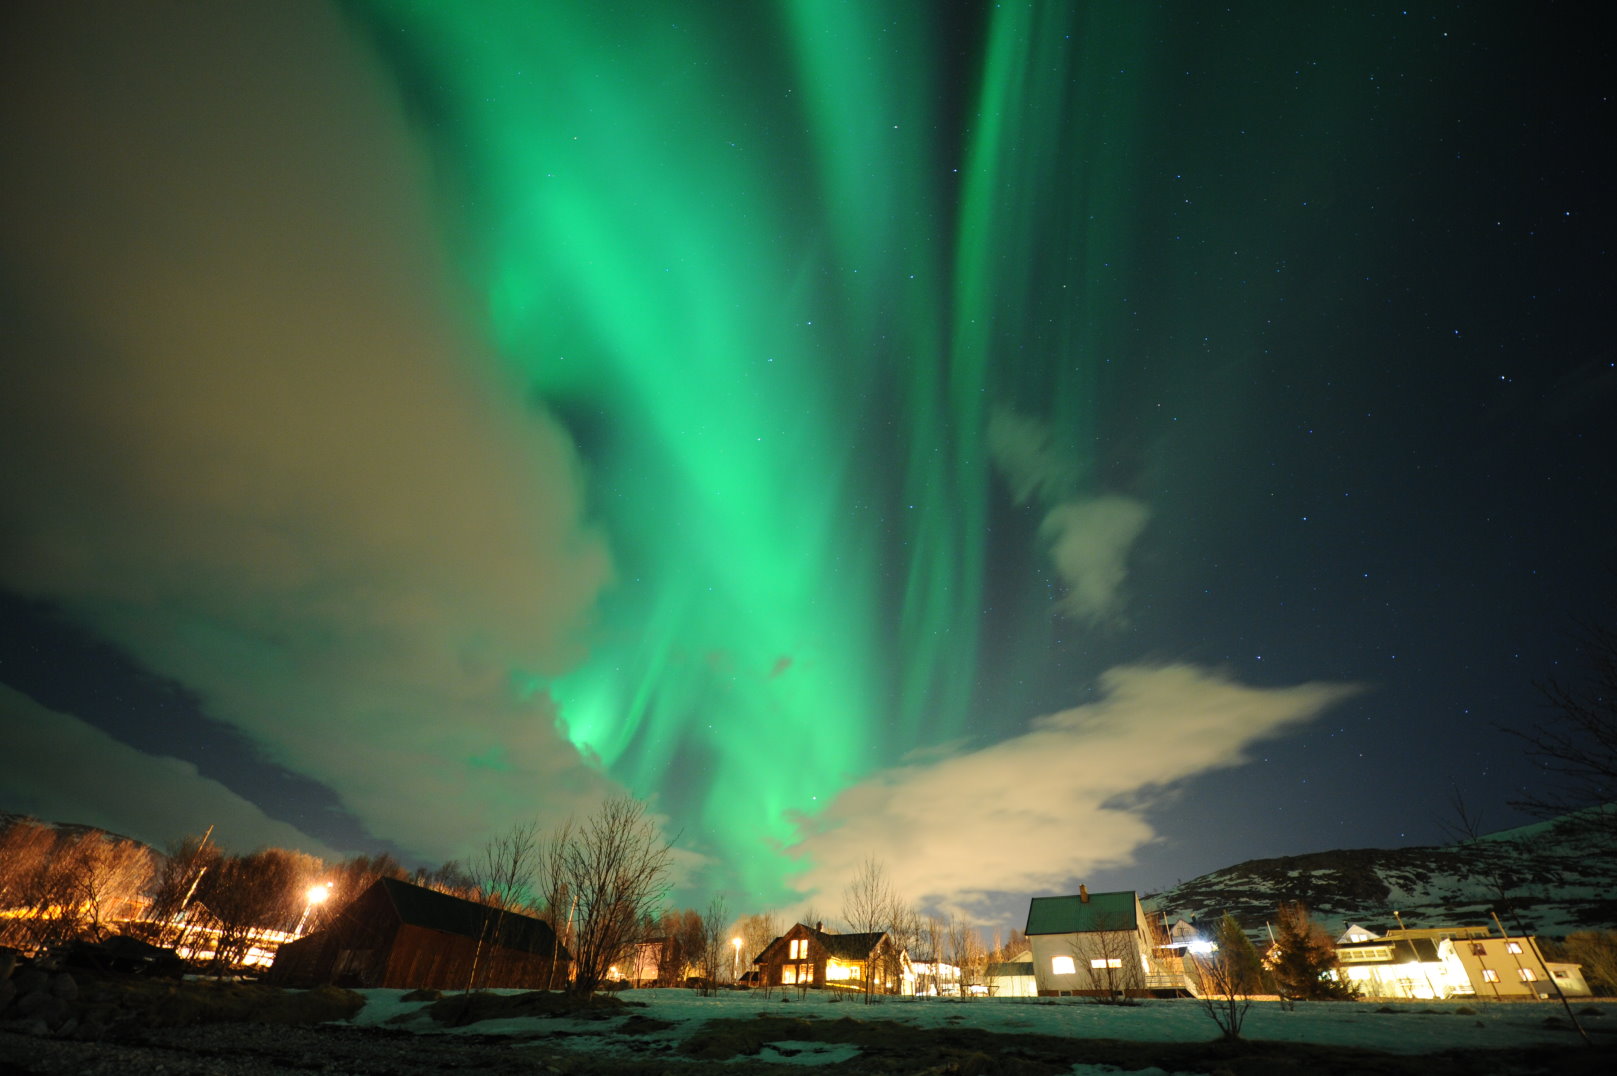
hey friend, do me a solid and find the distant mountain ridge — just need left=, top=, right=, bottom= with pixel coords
left=1143, top=812, right=1617, bottom=939
left=0, top=810, right=154, bottom=853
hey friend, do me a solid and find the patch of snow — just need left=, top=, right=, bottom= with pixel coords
left=759, top=1040, right=862, bottom=1064
left=342, top=988, right=1608, bottom=1056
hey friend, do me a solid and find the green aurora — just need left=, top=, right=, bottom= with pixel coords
left=339, top=0, right=1398, bottom=901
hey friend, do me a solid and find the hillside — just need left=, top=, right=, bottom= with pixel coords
left=0, top=810, right=153, bottom=852
left=1144, top=811, right=1617, bottom=938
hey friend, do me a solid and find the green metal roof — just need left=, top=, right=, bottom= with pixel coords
left=1024, top=892, right=1139, bottom=935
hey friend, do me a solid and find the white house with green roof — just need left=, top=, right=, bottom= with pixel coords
left=1025, top=886, right=1183, bottom=997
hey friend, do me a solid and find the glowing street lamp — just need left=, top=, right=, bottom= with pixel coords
left=295, top=882, right=332, bottom=936
left=731, top=937, right=742, bottom=983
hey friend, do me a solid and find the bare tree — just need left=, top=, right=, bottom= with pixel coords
left=535, top=817, right=576, bottom=990
left=0, top=819, right=68, bottom=950
left=884, top=900, right=920, bottom=998
left=1191, top=914, right=1262, bottom=1042
left=1512, top=617, right=1617, bottom=847
left=142, top=831, right=220, bottom=950
left=735, top=911, right=779, bottom=990
left=413, top=860, right=478, bottom=899
left=196, top=848, right=304, bottom=970
left=557, top=797, right=674, bottom=996
left=652, top=906, right=703, bottom=985
left=943, top=914, right=985, bottom=1000
left=67, top=833, right=153, bottom=941
left=841, top=856, right=895, bottom=1003
left=1563, top=932, right=1617, bottom=994
left=318, top=853, right=405, bottom=932
left=691, top=896, right=729, bottom=995
left=465, top=820, right=544, bottom=990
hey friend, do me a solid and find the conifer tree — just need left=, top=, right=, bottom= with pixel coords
left=1266, top=902, right=1353, bottom=1000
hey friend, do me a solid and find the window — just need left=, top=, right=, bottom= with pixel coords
left=1469, top=943, right=1487, bottom=956
left=1051, top=956, right=1075, bottom=975
left=1090, top=958, right=1122, bottom=969
left=788, top=938, right=808, bottom=959
left=782, top=965, right=799, bottom=984
left=1481, top=969, right=1500, bottom=983
left=1505, top=942, right=1522, bottom=954
left=1554, top=970, right=1570, bottom=979
left=1518, top=968, right=1537, bottom=982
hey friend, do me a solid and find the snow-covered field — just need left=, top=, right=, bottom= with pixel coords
left=350, top=986, right=1606, bottom=1059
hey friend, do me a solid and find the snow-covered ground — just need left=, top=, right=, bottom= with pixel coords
left=348, top=986, right=1606, bottom=1060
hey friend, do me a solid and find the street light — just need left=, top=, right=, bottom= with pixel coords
left=295, top=882, right=332, bottom=936
left=731, top=937, right=742, bottom=983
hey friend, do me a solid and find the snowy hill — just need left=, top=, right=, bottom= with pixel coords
left=1144, top=811, right=1617, bottom=938
left=0, top=810, right=153, bottom=851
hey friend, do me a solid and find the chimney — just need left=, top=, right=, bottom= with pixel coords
left=814, top=921, right=822, bottom=932
left=1079, top=884, right=1089, bottom=903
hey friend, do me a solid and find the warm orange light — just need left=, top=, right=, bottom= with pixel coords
left=306, top=883, right=332, bottom=904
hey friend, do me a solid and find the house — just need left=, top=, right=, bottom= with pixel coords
left=1335, top=934, right=1468, bottom=999
left=1336, top=926, right=1591, bottom=999
left=1026, top=886, right=1180, bottom=997
left=617, top=937, right=668, bottom=986
left=1445, top=932, right=1591, bottom=999
left=752, top=922, right=911, bottom=994
left=910, top=954, right=962, bottom=996
left=267, top=877, right=570, bottom=990
left=987, top=950, right=1037, bottom=997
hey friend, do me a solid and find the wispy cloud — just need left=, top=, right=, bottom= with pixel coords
left=785, top=665, right=1360, bottom=919
left=0, top=2, right=619, bottom=862
left=1041, top=496, right=1152, bottom=623
left=988, top=407, right=1150, bottom=625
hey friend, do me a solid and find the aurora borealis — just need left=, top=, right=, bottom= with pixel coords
left=2, top=1, right=1612, bottom=925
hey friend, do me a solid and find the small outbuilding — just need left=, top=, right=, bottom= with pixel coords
left=267, top=877, right=569, bottom=990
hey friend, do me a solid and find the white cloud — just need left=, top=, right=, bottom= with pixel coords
left=0, top=685, right=341, bottom=858
left=987, top=407, right=1150, bottom=624
left=0, top=2, right=621, bottom=863
left=1042, top=496, right=1152, bottom=623
left=785, top=665, right=1359, bottom=919
left=986, top=408, right=1080, bottom=505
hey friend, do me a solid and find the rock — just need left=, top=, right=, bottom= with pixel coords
left=11, top=968, right=47, bottom=996
left=48, top=971, right=79, bottom=1000
left=0, top=977, right=16, bottom=1012
left=17, top=990, right=69, bottom=1028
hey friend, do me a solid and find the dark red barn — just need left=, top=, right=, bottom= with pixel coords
left=268, top=877, right=569, bottom=990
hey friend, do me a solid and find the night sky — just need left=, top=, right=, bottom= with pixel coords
left=2, top=1, right=1612, bottom=930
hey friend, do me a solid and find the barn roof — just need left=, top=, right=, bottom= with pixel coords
left=1024, top=892, right=1139, bottom=935
left=375, top=877, right=568, bottom=958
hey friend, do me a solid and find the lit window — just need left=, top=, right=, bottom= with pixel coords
left=1051, top=956, right=1076, bottom=975
left=1518, top=968, right=1536, bottom=982
left=783, top=965, right=799, bottom=984
left=1505, top=942, right=1522, bottom=954
left=1090, top=958, right=1123, bottom=969
left=1481, top=969, right=1499, bottom=983
left=788, top=938, right=808, bottom=959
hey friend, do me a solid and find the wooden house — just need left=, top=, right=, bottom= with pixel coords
left=1026, top=886, right=1173, bottom=997
left=753, top=922, right=910, bottom=994
left=267, top=877, right=569, bottom=990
